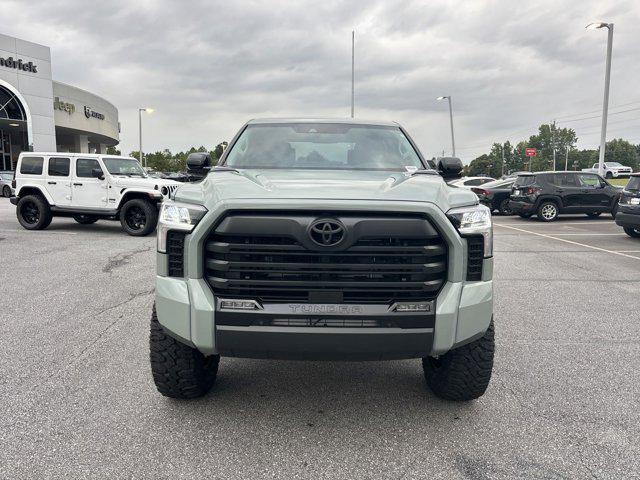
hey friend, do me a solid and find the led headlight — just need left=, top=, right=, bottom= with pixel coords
left=447, top=204, right=493, bottom=258
left=157, top=201, right=207, bottom=253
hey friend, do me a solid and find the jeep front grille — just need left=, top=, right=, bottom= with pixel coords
left=203, top=212, right=448, bottom=304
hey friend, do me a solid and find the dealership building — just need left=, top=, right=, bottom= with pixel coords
left=0, top=33, right=119, bottom=171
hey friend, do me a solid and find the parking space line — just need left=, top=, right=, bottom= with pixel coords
left=495, top=221, right=614, bottom=226
left=495, top=224, right=640, bottom=260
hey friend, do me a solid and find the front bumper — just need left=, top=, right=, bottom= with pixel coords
left=156, top=273, right=493, bottom=360
left=154, top=199, right=494, bottom=360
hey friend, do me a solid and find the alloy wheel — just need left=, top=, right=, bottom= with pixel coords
left=125, top=206, right=146, bottom=230
left=541, top=204, right=557, bottom=220
left=21, top=202, right=40, bottom=224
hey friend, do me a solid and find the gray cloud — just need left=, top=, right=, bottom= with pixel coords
left=3, top=0, right=639, bottom=161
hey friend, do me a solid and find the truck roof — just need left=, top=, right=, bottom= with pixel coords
left=247, top=117, right=400, bottom=127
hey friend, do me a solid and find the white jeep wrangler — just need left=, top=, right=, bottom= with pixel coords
left=10, top=153, right=180, bottom=236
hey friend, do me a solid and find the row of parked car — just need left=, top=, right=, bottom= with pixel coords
left=451, top=170, right=640, bottom=238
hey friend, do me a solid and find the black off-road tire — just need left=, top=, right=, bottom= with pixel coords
left=119, top=198, right=158, bottom=236
left=623, top=226, right=640, bottom=238
left=422, top=320, right=494, bottom=401
left=73, top=214, right=99, bottom=224
left=537, top=201, right=559, bottom=222
left=149, top=305, right=220, bottom=399
left=2, top=185, right=10, bottom=197
left=16, top=194, right=53, bottom=230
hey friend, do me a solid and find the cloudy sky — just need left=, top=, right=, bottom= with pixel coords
left=3, top=0, right=640, bottom=161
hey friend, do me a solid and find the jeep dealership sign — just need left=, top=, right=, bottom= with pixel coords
left=0, top=56, right=37, bottom=73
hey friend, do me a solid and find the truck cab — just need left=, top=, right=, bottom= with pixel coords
left=11, top=152, right=180, bottom=235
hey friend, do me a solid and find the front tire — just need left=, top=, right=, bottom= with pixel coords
left=537, top=201, right=559, bottom=222
left=149, top=305, right=220, bottom=399
left=73, top=214, right=99, bottom=224
left=423, top=320, right=495, bottom=401
left=2, top=185, right=10, bottom=197
left=119, top=198, right=158, bottom=236
left=623, top=227, right=640, bottom=238
left=605, top=172, right=613, bottom=179
left=16, top=195, right=53, bottom=230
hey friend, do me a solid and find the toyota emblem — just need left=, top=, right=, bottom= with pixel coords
left=309, top=219, right=345, bottom=247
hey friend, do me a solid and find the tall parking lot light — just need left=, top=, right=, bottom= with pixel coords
left=586, top=22, right=614, bottom=178
left=437, top=96, right=456, bottom=157
left=138, top=108, right=154, bottom=168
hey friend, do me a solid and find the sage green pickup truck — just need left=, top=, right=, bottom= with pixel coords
left=150, top=118, right=494, bottom=401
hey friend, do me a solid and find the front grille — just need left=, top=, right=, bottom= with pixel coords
left=466, top=236, right=484, bottom=281
left=204, top=212, right=448, bottom=304
left=167, top=231, right=186, bottom=277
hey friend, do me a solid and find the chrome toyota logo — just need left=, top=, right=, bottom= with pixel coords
left=309, top=219, right=345, bottom=247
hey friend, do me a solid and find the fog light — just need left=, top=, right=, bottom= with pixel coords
left=392, top=302, right=433, bottom=312
left=218, top=299, right=263, bottom=310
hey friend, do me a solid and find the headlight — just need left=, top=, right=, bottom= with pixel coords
left=447, top=204, right=493, bottom=258
left=157, top=201, right=207, bottom=253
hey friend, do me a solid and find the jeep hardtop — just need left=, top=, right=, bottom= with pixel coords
left=150, top=119, right=495, bottom=401
left=11, top=152, right=180, bottom=235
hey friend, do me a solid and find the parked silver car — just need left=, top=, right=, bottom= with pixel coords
left=0, top=171, right=14, bottom=197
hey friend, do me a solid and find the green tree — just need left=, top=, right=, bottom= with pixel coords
left=604, top=138, right=638, bottom=171
left=525, top=123, right=577, bottom=171
left=106, top=146, right=121, bottom=155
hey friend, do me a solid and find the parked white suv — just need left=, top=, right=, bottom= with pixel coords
left=582, top=162, right=633, bottom=178
left=10, top=153, right=180, bottom=236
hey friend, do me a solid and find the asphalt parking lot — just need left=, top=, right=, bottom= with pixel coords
left=1, top=198, right=639, bottom=479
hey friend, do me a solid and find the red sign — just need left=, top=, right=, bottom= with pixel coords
left=525, top=148, right=537, bottom=157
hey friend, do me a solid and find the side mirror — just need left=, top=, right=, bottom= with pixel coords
left=91, top=168, right=104, bottom=180
left=186, top=153, right=212, bottom=173
left=437, top=157, right=463, bottom=180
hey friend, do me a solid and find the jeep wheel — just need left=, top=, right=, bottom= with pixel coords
left=16, top=195, right=53, bottom=230
left=150, top=305, right=220, bottom=399
left=422, top=320, right=494, bottom=401
left=119, top=198, right=158, bottom=236
left=537, top=201, right=558, bottom=222
left=623, top=227, right=640, bottom=238
left=498, top=199, right=512, bottom=215
left=73, top=214, right=99, bottom=224
left=2, top=185, right=10, bottom=197
left=586, top=212, right=602, bottom=218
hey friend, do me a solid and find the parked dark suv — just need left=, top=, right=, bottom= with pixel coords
left=509, top=171, right=620, bottom=221
left=615, top=174, right=640, bottom=237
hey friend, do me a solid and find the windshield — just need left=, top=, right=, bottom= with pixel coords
left=606, top=162, right=622, bottom=167
left=224, top=123, right=424, bottom=170
left=627, top=177, right=640, bottom=190
left=102, top=157, right=146, bottom=176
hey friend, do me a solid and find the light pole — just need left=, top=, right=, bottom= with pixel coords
left=351, top=30, right=355, bottom=118
left=437, top=96, right=456, bottom=157
left=586, top=21, right=614, bottom=178
left=138, top=107, right=154, bottom=168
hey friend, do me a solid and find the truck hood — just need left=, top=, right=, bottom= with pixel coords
left=174, top=169, right=477, bottom=212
